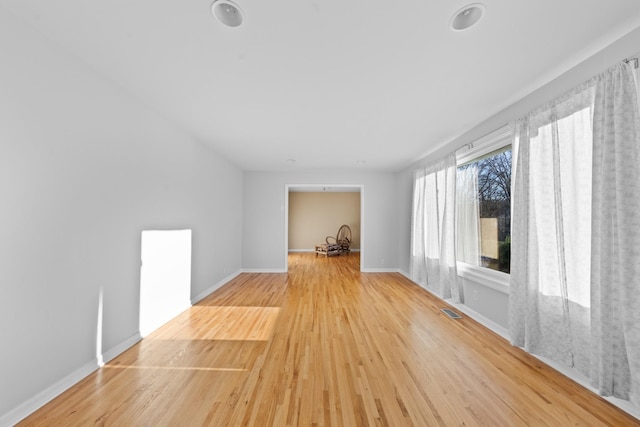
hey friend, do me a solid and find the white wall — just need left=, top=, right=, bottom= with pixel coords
left=243, top=171, right=397, bottom=271
left=0, top=10, right=242, bottom=422
left=396, top=26, right=640, bottom=328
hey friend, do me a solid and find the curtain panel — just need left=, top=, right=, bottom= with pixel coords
left=456, top=164, right=480, bottom=266
left=590, top=63, right=640, bottom=404
left=509, top=61, right=640, bottom=406
left=410, top=154, right=462, bottom=302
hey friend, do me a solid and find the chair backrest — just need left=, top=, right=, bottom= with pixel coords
left=336, top=224, right=351, bottom=248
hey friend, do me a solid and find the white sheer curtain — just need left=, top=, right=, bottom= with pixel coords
left=510, top=84, right=594, bottom=373
left=590, top=63, right=640, bottom=405
left=410, top=154, right=462, bottom=302
left=456, top=164, right=480, bottom=265
left=510, top=62, right=640, bottom=406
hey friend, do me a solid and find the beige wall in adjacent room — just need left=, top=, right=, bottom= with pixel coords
left=288, top=192, right=361, bottom=250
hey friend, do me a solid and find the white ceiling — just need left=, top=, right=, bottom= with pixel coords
left=4, top=1, right=640, bottom=172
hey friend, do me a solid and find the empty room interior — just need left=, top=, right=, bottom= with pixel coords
left=3, top=1, right=640, bottom=425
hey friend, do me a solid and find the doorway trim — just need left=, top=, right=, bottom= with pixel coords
left=284, top=184, right=364, bottom=272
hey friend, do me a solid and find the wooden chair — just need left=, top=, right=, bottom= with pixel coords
left=315, top=224, right=352, bottom=256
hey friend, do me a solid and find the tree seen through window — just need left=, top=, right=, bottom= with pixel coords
left=457, top=148, right=511, bottom=273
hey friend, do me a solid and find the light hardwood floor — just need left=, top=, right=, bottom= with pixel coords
left=19, top=253, right=640, bottom=426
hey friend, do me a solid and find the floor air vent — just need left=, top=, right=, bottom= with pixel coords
left=441, top=308, right=462, bottom=319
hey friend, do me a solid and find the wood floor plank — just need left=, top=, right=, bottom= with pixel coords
left=17, top=253, right=640, bottom=426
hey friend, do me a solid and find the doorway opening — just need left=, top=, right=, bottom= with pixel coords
left=285, top=185, right=363, bottom=272
left=139, top=229, right=192, bottom=337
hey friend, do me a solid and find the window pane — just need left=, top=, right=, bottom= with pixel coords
left=457, top=148, right=511, bottom=273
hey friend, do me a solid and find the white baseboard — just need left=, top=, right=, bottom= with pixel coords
left=446, top=300, right=509, bottom=340
left=0, top=332, right=142, bottom=427
left=191, top=271, right=242, bottom=305
left=398, top=270, right=411, bottom=280
left=241, top=268, right=286, bottom=273
left=0, top=359, right=98, bottom=427
left=102, top=333, right=141, bottom=365
left=531, top=355, right=640, bottom=420
left=361, top=268, right=400, bottom=273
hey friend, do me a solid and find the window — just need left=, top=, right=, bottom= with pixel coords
left=456, top=133, right=512, bottom=274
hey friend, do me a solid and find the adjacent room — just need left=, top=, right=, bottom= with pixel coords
left=287, top=186, right=361, bottom=262
left=2, top=1, right=640, bottom=425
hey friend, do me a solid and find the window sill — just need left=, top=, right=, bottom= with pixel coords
left=457, top=262, right=510, bottom=294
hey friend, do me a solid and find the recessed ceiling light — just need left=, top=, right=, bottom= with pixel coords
left=450, top=3, right=485, bottom=31
left=211, top=0, right=243, bottom=28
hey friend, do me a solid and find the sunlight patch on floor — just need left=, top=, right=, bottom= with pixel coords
left=149, top=306, right=282, bottom=341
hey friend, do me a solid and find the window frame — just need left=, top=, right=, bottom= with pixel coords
left=455, top=125, right=512, bottom=293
